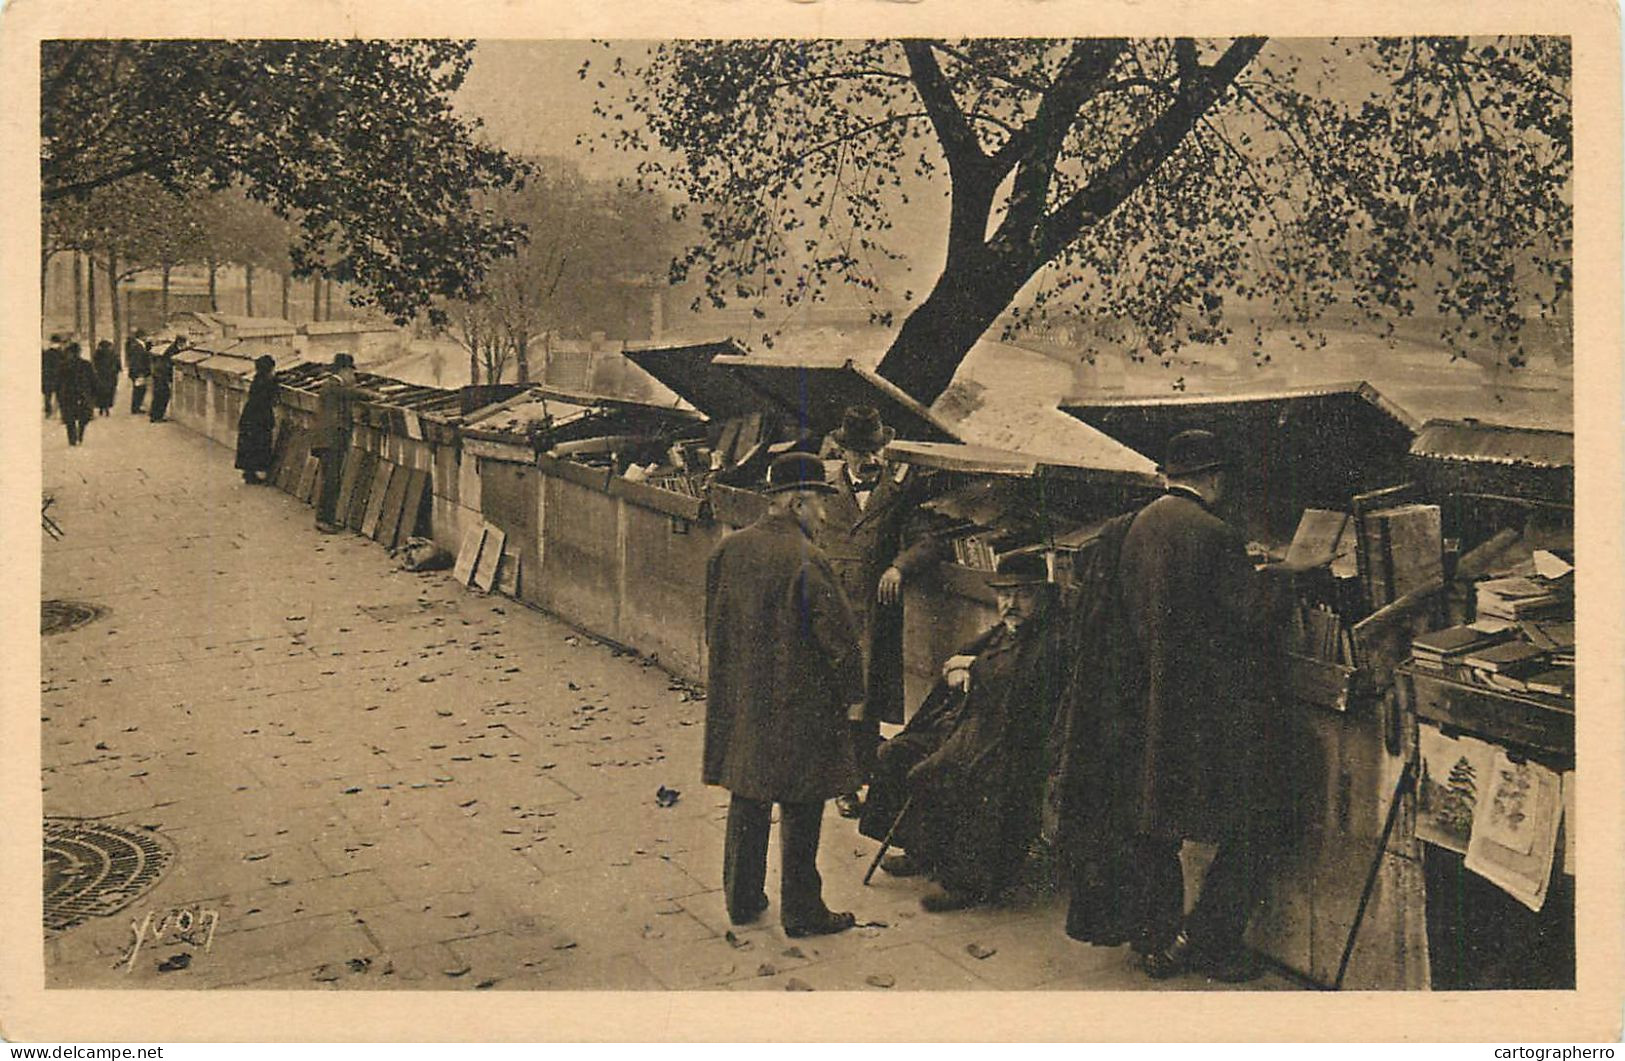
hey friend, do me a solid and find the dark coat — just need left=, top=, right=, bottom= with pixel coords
left=42, top=345, right=62, bottom=394
left=234, top=373, right=278, bottom=472
left=56, top=356, right=97, bottom=423
left=1113, top=489, right=1281, bottom=844
left=859, top=599, right=1065, bottom=897
left=125, top=337, right=151, bottom=379
left=703, top=510, right=865, bottom=803
left=813, top=461, right=943, bottom=724
left=150, top=345, right=176, bottom=388
left=92, top=342, right=120, bottom=406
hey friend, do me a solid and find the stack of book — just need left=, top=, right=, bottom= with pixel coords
left=1476, top=576, right=1568, bottom=622
left=1409, top=624, right=1513, bottom=672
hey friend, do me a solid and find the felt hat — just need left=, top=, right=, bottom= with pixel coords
left=829, top=405, right=895, bottom=453
left=1159, top=429, right=1233, bottom=477
left=763, top=451, right=837, bottom=495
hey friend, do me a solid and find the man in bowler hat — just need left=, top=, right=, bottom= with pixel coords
left=1112, top=428, right=1287, bottom=981
left=860, top=549, right=1066, bottom=913
left=703, top=452, right=866, bottom=937
left=816, top=405, right=945, bottom=818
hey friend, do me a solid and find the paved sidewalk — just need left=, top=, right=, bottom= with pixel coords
left=40, top=409, right=1295, bottom=992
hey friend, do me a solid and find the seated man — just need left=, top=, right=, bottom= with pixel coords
left=858, top=551, right=1064, bottom=912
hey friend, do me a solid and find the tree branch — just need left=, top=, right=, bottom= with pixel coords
left=902, top=40, right=987, bottom=175
left=1036, top=36, right=1265, bottom=261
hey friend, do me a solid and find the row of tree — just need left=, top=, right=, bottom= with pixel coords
left=42, top=179, right=356, bottom=351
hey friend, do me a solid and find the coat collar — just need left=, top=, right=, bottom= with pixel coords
left=1165, top=484, right=1216, bottom=514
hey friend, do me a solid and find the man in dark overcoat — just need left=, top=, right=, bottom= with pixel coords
left=815, top=405, right=945, bottom=818
left=703, top=452, right=866, bottom=937
left=56, top=342, right=97, bottom=446
left=125, top=329, right=151, bottom=414
left=42, top=334, right=64, bottom=416
left=1110, top=429, right=1287, bottom=981
left=859, top=551, right=1065, bottom=912
left=147, top=335, right=180, bottom=422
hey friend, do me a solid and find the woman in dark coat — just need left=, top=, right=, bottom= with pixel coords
left=234, top=355, right=279, bottom=483
left=91, top=339, right=120, bottom=415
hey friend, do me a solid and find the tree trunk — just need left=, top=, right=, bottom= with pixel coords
left=244, top=263, right=255, bottom=316
left=469, top=345, right=479, bottom=388
left=208, top=261, right=218, bottom=311
left=107, top=252, right=122, bottom=353
left=40, top=249, right=52, bottom=318
left=73, top=251, right=84, bottom=335
left=86, top=251, right=98, bottom=350
left=324, top=280, right=334, bottom=320
left=515, top=335, right=529, bottom=384
left=313, top=276, right=323, bottom=322
left=161, top=265, right=171, bottom=324
left=281, top=272, right=290, bottom=321
left=874, top=259, right=1026, bottom=406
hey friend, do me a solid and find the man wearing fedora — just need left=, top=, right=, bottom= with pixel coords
left=859, top=550, right=1066, bottom=912
left=817, top=405, right=945, bottom=819
left=703, top=452, right=866, bottom=937
left=1109, top=428, right=1288, bottom=981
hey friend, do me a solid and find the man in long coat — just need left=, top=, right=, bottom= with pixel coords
left=859, top=551, right=1065, bottom=912
left=313, top=352, right=370, bottom=532
left=704, top=452, right=866, bottom=937
left=1106, top=429, right=1288, bottom=981
left=92, top=339, right=120, bottom=415
left=56, top=342, right=97, bottom=446
left=125, top=329, right=151, bottom=414
left=147, top=335, right=180, bottom=422
left=816, top=405, right=944, bottom=818
left=42, top=335, right=63, bottom=416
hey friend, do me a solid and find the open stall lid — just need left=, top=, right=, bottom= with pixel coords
left=885, top=439, right=1161, bottom=490
left=622, top=339, right=765, bottom=422
left=1062, top=381, right=1422, bottom=542
left=713, top=355, right=960, bottom=443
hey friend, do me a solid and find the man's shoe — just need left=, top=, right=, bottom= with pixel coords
left=835, top=793, right=863, bottom=819
left=729, top=892, right=770, bottom=926
left=316, top=521, right=343, bottom=534
left=1141, top=931, right=1195, bottom=980
left=919, top=887, right=981, bottom=913
left=783, top=910, right=856, bottom=938
left=880, top=853, right=923, bottom=878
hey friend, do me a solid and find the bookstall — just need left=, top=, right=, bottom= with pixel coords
left=1395, top=419, right=1576, bottom=989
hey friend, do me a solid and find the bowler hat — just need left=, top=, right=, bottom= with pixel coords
left=1159, top=429, right=1232, bottom=477
left=332, top=352, right=356, bottom=369
left=829, top=405, right=895, bottom=453
left=763, top=451, right=837, bottom=495
left=255, top=354, right=278, bottom=372
left=986, top=550, right=1050, bottom=588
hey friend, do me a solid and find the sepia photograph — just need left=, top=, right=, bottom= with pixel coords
left=5, top=0, right=1622, bottom=1044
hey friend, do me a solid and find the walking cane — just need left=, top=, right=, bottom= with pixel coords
left=862, top=795, right=915, bottom=886
left=1333, top=757, right=1416, bottom=990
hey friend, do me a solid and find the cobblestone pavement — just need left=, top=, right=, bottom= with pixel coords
left=39, top=409, right=1296, bottom=992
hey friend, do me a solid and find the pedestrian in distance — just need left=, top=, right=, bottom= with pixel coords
left=313, top=352, right=371, bottom=532
left=92, top=339, right=120, bottom=416
left=234, top=354, right=279, bottom=485
left=125, top=329, right=151, bottom=414
left=703, top=451, right=867, bottom=938
left=56, top=342, right=97, bottom=446
left=147, top=335, right=181, bottom=422
left=42, top=333, right=64, bottom=416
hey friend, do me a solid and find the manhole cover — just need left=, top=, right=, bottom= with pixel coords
left=43, top=818, right=173, bottom=933
left=42, top=599, right=106, bottom=636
